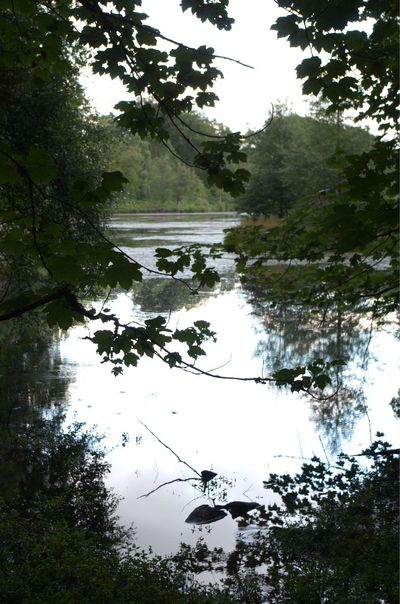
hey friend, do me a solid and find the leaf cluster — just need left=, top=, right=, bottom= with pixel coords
left=272, top=0, right=399, bottom=129
left=90, top=313, right=216, bottom=376
left=234, top=439, right=399, bottom=603
left=272, top=358, right=346, bottom=393
left=0, top=0, right=252, bottom=380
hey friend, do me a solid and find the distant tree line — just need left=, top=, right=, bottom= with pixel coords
left=107, top=101, right=373, bottom=216
left=107, top=112, right=234, bottom=212
left=236, top=101, right=373, bottom=217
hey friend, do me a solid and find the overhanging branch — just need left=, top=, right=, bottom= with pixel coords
left=0, top=286, right=70, bottom=322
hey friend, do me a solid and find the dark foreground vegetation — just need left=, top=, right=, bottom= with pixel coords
left=0, top=413, right=231, bottom=604
left=1, top=405, right=397, bottom=603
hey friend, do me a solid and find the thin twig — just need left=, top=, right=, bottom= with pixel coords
left=138, top=420, right=201, bottom=477
left=296, top=429, right=304, bottom=459
left=319, top=435, right=330, bottom=466
left=28, top=179, right=53, bottom=277
left=145, top=28, right=254, bottom=70
left=348, top=448, right=400, bottom=457
left=202, top=354, right=233, bottom=374
left=138, top=476, right=200, bottom=499
left=303, top=382, right=341, bottom=402
left=98, top=287, right=114, bottom=315
left=361, top=316, right=374, bottom=369
left=273, top=454, right=345, bottom=472
left=138, top=96, right=199, bottom=168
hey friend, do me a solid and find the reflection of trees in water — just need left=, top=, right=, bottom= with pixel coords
left=0, top=315, right=72, bottom=495
left=251, top=302, right=372, bottom=370
left=132, top=278, right=199, bottom=314
left=390, top=390, right=400, bottom=418
left=308, top=385, right=367, bottom=453
left=247, top=291, right=379, bottom=451
left=0, top=316, right=70, bottom=424
left=131, top=273, right=237, bottom=315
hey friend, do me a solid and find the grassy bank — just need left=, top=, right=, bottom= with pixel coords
left=112, top=198, right=235, bottom=213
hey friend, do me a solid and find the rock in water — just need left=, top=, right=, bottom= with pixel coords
left=185, top=504, right=227, bottom=525
left=216, top=501, right=262, bottom=519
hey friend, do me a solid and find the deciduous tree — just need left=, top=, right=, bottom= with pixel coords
left=225, top=0, right=399, bottom=317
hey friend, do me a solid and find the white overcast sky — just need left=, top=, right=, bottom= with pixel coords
left=81, top=0, right=311, bottom=132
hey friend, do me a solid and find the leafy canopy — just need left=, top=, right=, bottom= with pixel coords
left=225, top=0, right=399, bottom=317
left=0, top=0, right=397, bottom=389
left=0, top=1, right=250, bottom=378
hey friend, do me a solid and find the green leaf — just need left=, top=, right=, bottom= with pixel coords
left=271, top=15, right=299, bottom=38
left=330, top=359, right=347, bottom=367
left=164, top=352, right=182, bottom=368
left=155, top=248, right=174, bottom=258
left=99, top=254, right=142, bottom=289
left=45, top=300, right=76, bottom=330
left=91, top=330, right=114, bottom=355
left=296, top=57, right=321, bottom=79
left=272, top=368, right=295, bottom=385
left=313, top=374, right=332, bottom=389
left=123, top=352, right=140, bottom=367
left=80, top=25, right=108, bottom=48
left=187, top=345, right=205, bottom=359
left=135, top=27, right=157, bottom=46
left=180, top=0, right=234, bottom=30
left=145, top=316, right=167, bottom=331
left=47, top=255, right=85, bottom=282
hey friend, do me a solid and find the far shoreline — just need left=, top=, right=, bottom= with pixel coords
left=110, top=209, right=238, bottom=216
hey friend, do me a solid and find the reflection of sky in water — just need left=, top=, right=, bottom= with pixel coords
left=60, top=214, right=399, bottom=556
left=109, top=212, right=239, bottom=245
left=110, top=212, right=240, bottom=281
left=62, top=290, right=399, bottom=555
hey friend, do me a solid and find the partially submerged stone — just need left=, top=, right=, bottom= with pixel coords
left=185, top=504, right=227, bottom=525
left=216, top=501, right=263, bottom=519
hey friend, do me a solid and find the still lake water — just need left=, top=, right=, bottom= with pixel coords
left=58, top=213, right=399, bottom=556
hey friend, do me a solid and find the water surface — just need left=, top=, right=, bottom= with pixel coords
left=56, top=213, right=400, bottom=555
